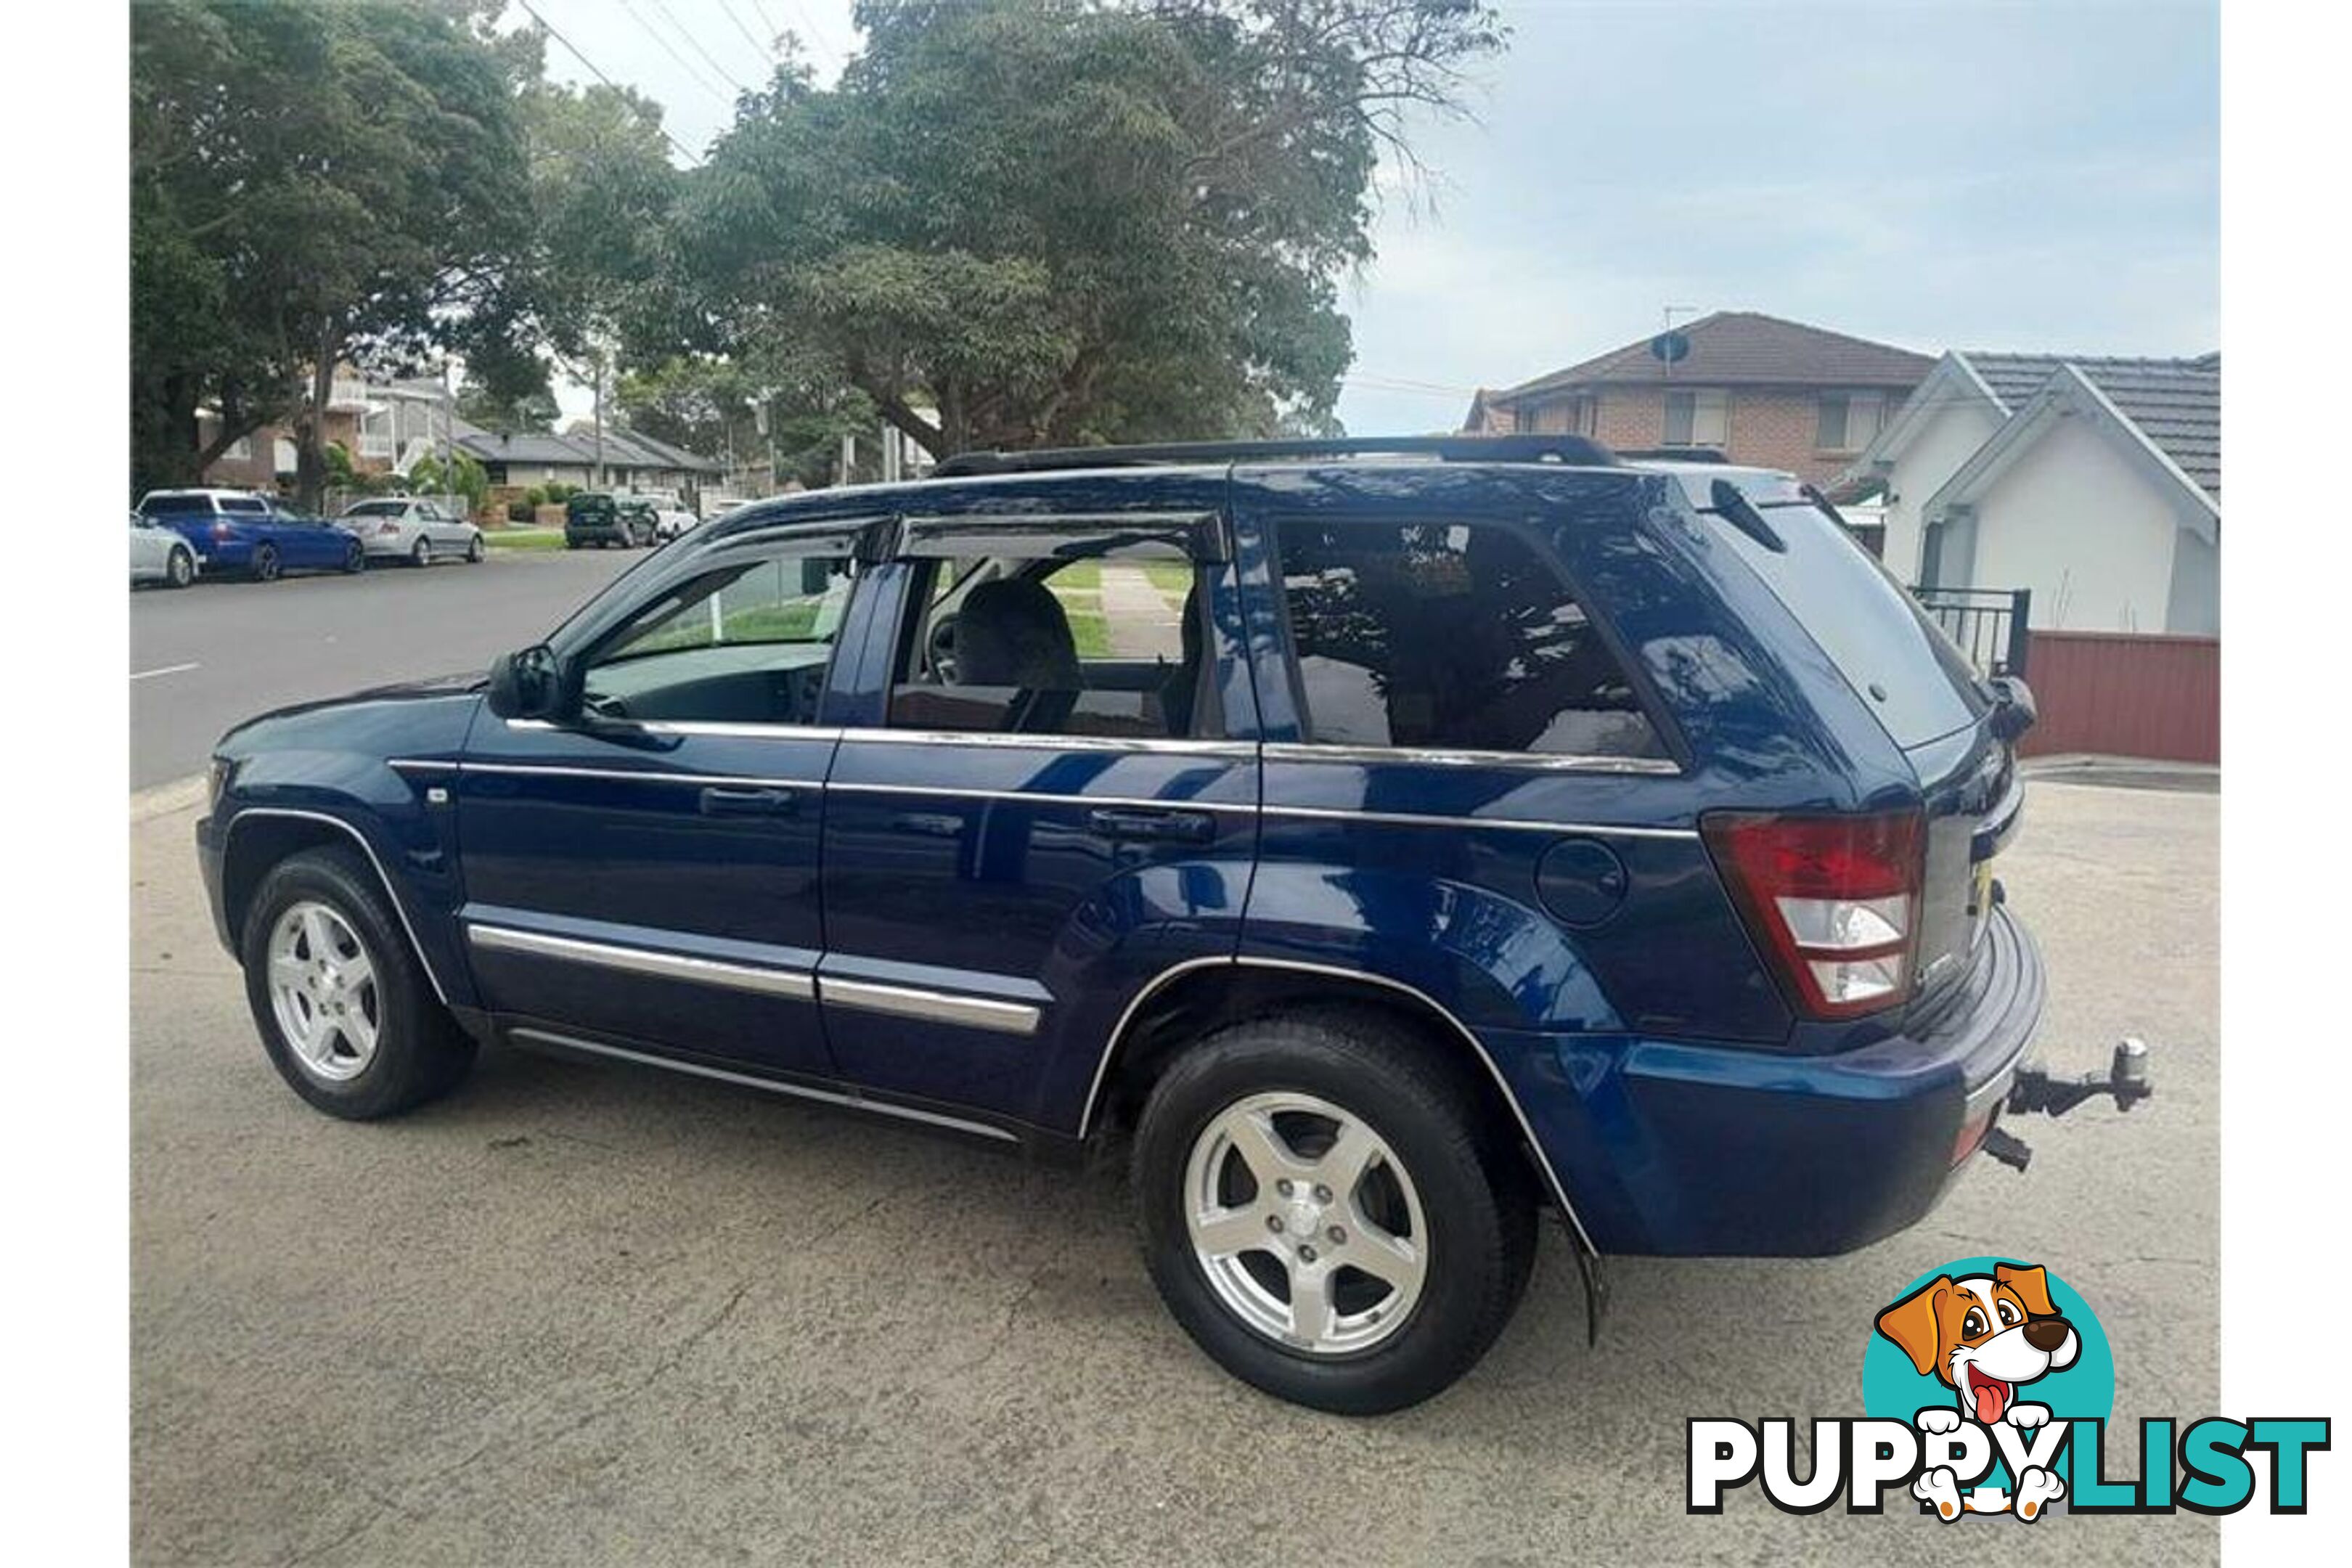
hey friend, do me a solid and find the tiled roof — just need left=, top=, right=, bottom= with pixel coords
left=454, top=423, right=722, bottom=475
left=1962, top=353, right=2219, bottom=500
left=1500, top=311, right=1935, bottom=399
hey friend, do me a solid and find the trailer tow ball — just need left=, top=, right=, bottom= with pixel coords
left=1982, top=1038, right=2155, bottom=1173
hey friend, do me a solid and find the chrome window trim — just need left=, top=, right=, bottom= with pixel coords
left=1261, top=740, right=1681, bottom=777
left=1262, top=803, right=1696, bottom=840
left=502, top=716, right=845, bottom=742
left=224, top=809, right=450, bottom=1005
left=826, top=780, right=1251, bottom=815
left=637, top=719, right=844, bottom=740
left=894, top=509, right=1226, bottom=563
left=450, top=760, right=828, bottom=791
left=839, top=727, right=1256, bottom=759
left=1077, top=955, right=1600, bottom=1256
left=817, top=976, right=1042, bottom=1036
left=467, top=923, right=817, bottom=1001
left=507, top=1027, right=1019, bottom=1143
left=386, top=757, right=457, bottom=774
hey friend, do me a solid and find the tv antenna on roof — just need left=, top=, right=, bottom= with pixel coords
left=1653, top=305, right=1699, bottom=376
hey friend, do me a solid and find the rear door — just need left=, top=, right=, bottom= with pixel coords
left=454, top=523, right=862, bottom=1076
left=817, top=510, right=1257, bottom=1123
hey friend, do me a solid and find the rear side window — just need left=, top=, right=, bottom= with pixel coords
left=889, top=549, right=1214, bottom=740
left=1696, top=475, right=1987, bottom=748
left=221, top=497, right=269, bottom=515
left=1275, top=519, right=1665, bottom=759
left=141, top=495, right=210, bottom=516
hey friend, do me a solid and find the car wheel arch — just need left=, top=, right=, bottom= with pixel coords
left=1083, top=955, right=1596, bottom=1251
left=219, top=808, right=450, bottom=1006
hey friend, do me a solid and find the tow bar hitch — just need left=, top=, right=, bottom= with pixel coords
left=1983, top=1037, right=2154, bottom=1173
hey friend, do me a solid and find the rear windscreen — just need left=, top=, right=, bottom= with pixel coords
left=141, top=495, right=209, bottom=516
left=1696, top=474, right=1987, bottom=749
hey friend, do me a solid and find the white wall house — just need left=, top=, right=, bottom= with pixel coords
left=1841, top=351, right=2219, bottom=634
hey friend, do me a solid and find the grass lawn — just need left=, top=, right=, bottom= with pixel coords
left=485, top=527, right=565, bottom=550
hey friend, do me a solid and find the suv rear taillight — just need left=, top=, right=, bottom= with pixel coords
left=377, top=522, right=399, bottom=535
left=1702, top=809, right=1924, bottom=1019
left=211, top=520, right=232, bottom=540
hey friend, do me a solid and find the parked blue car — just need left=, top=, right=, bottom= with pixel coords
left=196, top=436, right=2133, bottom=1413
left=137, top=488, right=365, bottom=580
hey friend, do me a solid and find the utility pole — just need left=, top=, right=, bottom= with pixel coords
left=592, top=349, right=608, bottom=488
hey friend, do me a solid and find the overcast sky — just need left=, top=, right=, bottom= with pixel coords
left=521, top=0, right=2219, bottom=436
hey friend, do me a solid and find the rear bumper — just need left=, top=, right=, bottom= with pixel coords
left=1516, top=905, right=2045, bottom=1256
left=566, top=525, right=634, bottom=544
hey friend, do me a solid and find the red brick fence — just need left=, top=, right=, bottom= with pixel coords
left=2017, top=631, right=2219, bottom=764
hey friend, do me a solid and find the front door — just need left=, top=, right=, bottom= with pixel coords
left=817, top=508, right=1259, bottom=1124
left=456, top=525, right=862, bottom=1077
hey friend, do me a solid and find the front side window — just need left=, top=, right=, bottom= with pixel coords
left=1275, top=519, right=1664, bottom=759
left=221, top=497, right=269, bottom=516
left=889, top=549, right=1212, bottom=740
left=581, top=549, right=856, bottom=727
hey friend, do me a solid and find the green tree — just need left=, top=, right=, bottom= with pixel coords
left=131, top=1, right=534, bottom=506
left=671, top=0, right=1503, bottom=460
left=457, top=367, right=560, bottom=434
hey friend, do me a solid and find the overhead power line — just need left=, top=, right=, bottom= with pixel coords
left=515, top=0, right=702, bottom=167
left=616, top=0, right=736, bottom=107
left=716, top=0, right=775, bottom=59
left=645, top=0, right=760, bottom=94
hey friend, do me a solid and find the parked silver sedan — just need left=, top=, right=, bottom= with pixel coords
left=129, top=511, right=197, bottom=588
left=335, top=497, right=485, bottom=567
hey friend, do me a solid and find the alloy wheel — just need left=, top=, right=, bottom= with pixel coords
left=265, top=900, right=383, bottom=1083
left=413, top=537, right=432, bottom=567
left=1183, top=1090, right=1429, bottom=1355
left=168, top=548, right=193, bottom=587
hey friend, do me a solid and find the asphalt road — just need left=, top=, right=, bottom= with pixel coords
left=128, top=547, right=642, bottom=788
left=128, top=780, right=2218, bottom=1566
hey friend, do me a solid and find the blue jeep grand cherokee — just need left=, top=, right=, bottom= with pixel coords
left=197, top=436, right=2051, bottom=1413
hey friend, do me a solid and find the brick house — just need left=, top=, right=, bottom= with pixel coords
left=1463, top=311, right=1935, bottom=488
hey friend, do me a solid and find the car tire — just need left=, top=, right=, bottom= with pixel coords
left=343, top=539, right=366, bottom=573
left=239, top=846, right=476, bottom=1121
left=252, top=543, right=281, bottom=583
left=166, top=546, right=195, bottom=588
left=466, top=532, right=484, bottom=563
left=412, top=536, right=433, bottom=568
left=1131, top=1008, right=1537, bottom=1415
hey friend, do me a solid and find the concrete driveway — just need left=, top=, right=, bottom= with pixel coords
left=130, top=780, right=2216, bottom=1566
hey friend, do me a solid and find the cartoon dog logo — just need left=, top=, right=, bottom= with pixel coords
left=1874, top=1262, right=2081, bottom=1520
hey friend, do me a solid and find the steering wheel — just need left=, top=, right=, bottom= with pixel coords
left=927, top=615, right=960, bottom=683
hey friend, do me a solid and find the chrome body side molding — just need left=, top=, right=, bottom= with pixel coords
left=818, top=976, right=1042, bottom=1036
left=465, top=923, right=817, bottom=1001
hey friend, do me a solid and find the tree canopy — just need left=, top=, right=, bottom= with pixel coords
left=132, top=0, right=533, bottom=502
left=131, top=0, right=1504, bottom=497
left=674, top=0, right=1503, bottom=459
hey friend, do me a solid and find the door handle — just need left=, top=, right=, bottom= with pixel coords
left=699, top=785, right=797, bottom=817
left=1085, top=806, right=1217, bottom=844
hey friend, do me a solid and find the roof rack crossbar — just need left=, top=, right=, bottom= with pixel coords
left=931, top=434, right=1619, bottom=479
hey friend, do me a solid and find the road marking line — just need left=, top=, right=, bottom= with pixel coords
left=131, top=662, right=200, bottom=682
